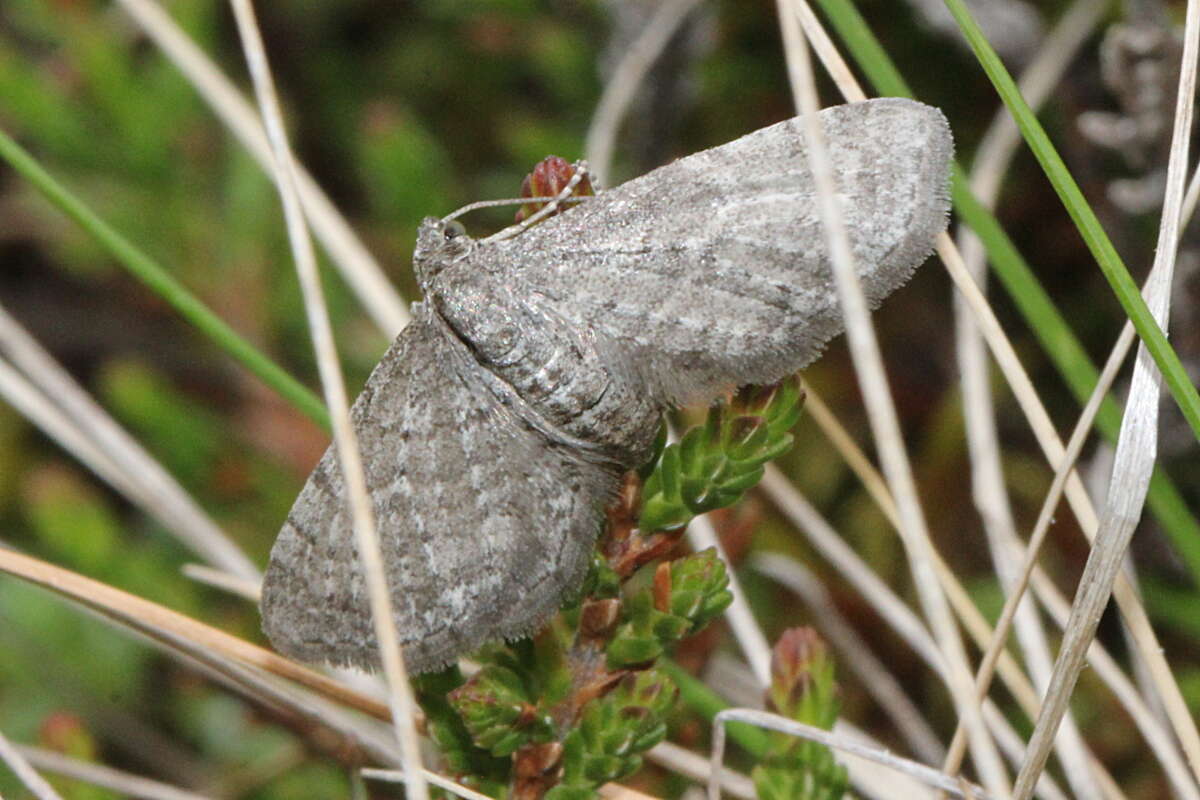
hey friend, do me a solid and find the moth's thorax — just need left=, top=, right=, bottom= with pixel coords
left=429, top=265, right=660, bottom=467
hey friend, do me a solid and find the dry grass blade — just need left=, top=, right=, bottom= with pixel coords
left=152, top=631, right=401, bottom=768
left=0, top=357, right=143, bottom=506
left=952, top=1, right=1109, bottom=795
left=0, top=546, right=390, bottom=721
left=769, top=378, right=1185, bottom=799
left=752, top=553, right=945, bottom=764
left=16, top=744, right=212, bottom=800
left=181, top=563, right=262, bottom=602
left=0, top=728, right=65, bottom=800
left=225, top=2, right=427, bottom=796
left=0, top=304, right=259, bottom=580
left=1027, top=549, right=1200, bottom=800
left=2, top=552, right=409, bottom=769
left=113, top=0, right=408, bottom=338
left=361, top=769, right=496, bottom=800
left=762, top=410, right=1045, bottom=712
left=940, top=222, right=1200, bottom=786
left=686, top=508, right=772, bottom=686
left=647, top=741, right=755, bottom=799
left=710, top=709, right=993, bottom=800
left=782, top=351, right=1192, bottom=797
left=777, top=1, right=1007, bottom=791
left=759, top=469, right=938, bottom=670
left=749, top=489, right=1081, bottom=799
left=584, top=0, right=704, bottom=182
left=362, top=770, right=492, bottom=800
left=760, top=430, right=1157, bottom=798
left=945, top=320, right=1130, bottom=788
left=1012, top=0, right=1200, bottom=795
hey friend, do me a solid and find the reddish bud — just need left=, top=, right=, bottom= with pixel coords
left=515, top=156, right=595, bottom=223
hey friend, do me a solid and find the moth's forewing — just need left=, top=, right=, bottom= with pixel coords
left=261, top=312, right=622, bottom=673
left=487, top=98, right=952, bottom=405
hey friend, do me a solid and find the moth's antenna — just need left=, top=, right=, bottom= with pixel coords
left=440, top=195, right=586, bottom=224
left=483, top=160, right=594, bottom=243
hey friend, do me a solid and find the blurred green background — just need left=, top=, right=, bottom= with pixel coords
left=0, top=0, right=1197, bottom=797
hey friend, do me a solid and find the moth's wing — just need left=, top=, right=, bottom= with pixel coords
left=493, top=97, right=952, bottom=404
left=261, top=312, right=621, bottom=673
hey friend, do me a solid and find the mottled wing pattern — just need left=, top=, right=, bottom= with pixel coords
left=261, top=309, right=622, bottom=673
left=485, top=98, right=952, bottom=404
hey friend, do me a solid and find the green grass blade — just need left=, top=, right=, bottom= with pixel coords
left=657, top=658, right=771, bottom=757
left=940, top=0, right=1200, bottom=442
left=954, top=177, right=1200, bottom=578
left=813, top=0, right=1200, bottom=582
left=0, top=127, right=330, bottom=430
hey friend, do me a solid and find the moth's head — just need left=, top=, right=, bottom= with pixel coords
left=413, top=216, right=474, bottom=290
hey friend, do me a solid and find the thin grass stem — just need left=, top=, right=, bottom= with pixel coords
left=777, top=2, right=1008, bottom=791
left=225, top=3, right=427, bottom=796
left=113, top=0, right=409, bottom=338
left=1010, top=0, right=1200, bottom=791
left=0, top=128, right=329, bottom=429
left=0, top=728, right=64, bottom=800
left=15, top=745, right=211, bottom=800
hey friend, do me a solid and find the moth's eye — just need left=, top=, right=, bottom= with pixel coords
left=444, top=220, right=466, bottom=241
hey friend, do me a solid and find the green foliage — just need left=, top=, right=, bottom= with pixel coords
left=415, top=384, right=793, bottom=793
left=548, top=670, right=677, bottom=798
left=430, top=551, right=708, bottom=795
left=417, top=667, right=512, bottom=795
left=752, top=628, right=849, bottom=800
left=607, top=549, right=733, bottom=668
left=639, top=378, right=804, bottom=532
left=99, top=359, right=222, bottom=486
left=449, top=664, right=556, bottom=757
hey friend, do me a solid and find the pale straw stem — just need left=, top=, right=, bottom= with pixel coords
left=0, top=357, right=143, bottom=504
left=648, top=741, right=755, bottom=799
left=114, top=0, right=408, bottom=337
left=226, top=2, right=426, bottom=794
left=776, top=1, right=1008, bottom=792
left=360, top=768, right=498, bottom=800
left=585, top=0, right=704, bottom=183
left=0, top=546, right=391, bottom=721
left=16, top=745, right=212, bottom=800
left=0, top=728, right=65, bottom=800
left=710, top=709, right=993, bottom=800
left=952, top=1, right=1109, bottom=795
left=686, top=512, right=772, bottom=686
left=1012, top=0, right=1200, bottom=793
left=181, top=563, right=262, bottom=602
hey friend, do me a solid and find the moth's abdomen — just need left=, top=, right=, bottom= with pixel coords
left=432, top=272, right=660, bottom=467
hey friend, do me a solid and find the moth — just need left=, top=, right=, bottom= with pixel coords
left=261, top=98, right=953, bottom=673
